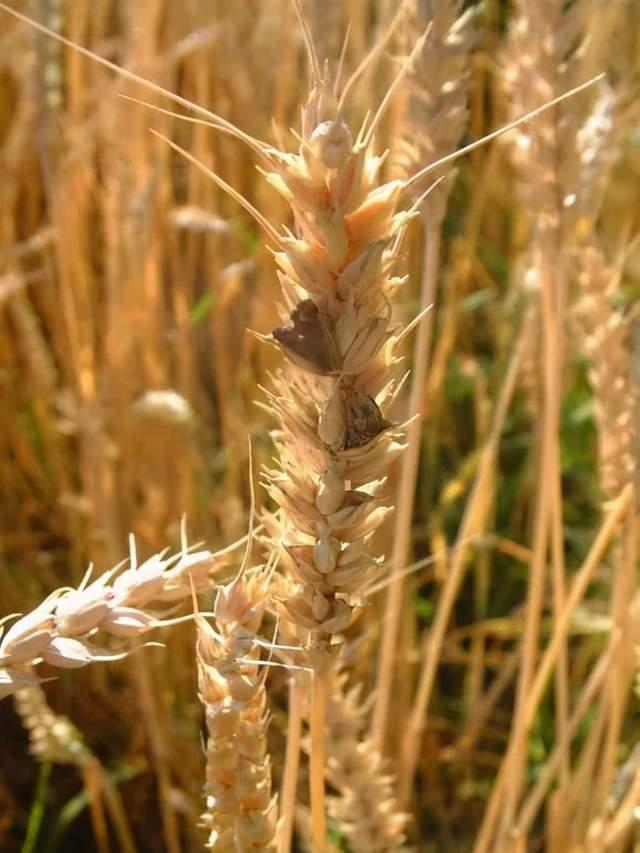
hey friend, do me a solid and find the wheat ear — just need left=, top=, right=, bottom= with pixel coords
left=14, top=683, right=137, bottom=852
left=326, top=665, right=408, bottom=852
left=196, top=568, right=277, bottom=851
left=576, top=243, right=636, bottom=499
left=0, top=536, right=235, bottom=698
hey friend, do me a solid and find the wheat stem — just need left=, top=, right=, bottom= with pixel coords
left=398, top=331, right=525, bottom=805
left=475, top=484, right=633, bottom=852
left=372, top=222, right=440, bottom=750
left=277, top=676, right=304, bottom=853
left=309, top=655, right=329, bottom=851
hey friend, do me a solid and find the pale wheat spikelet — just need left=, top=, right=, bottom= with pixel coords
left=394, top=0, right=477, bottom=218
left=326, top=667, right=408, bottom=852
left=502, top=2, right=619, bottom=419
left=0, top=539, right=224, bottom=698
left=196, top=569, right=277, bottom=852
left=503, top=0, right=617, bottom=235
left=576, top=244, right=635, bottom=498
left=260, top=67, right=416, bottom=652
left=13, top=682, right=92, bottom=766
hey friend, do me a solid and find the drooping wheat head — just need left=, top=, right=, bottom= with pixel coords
left=0, top=538, right=221, bottom=698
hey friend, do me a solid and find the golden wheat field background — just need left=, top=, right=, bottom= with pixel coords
left=0, top=0, right=639, bottom=851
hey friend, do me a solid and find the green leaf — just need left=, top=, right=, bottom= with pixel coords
left=189, top=292, right=216, bottom=325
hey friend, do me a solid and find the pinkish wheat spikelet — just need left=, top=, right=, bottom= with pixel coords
left=196, top=570, right=277, bottom=851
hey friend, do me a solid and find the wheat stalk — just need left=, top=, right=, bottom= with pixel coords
left=485, top=1, right=620, bottom=842
left=372, top=0, right=478, bottom=751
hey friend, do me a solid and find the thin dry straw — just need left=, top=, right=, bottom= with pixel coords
left=475, top=483, right=633, bottom=852
left=372, top=0, right=478, bottom=751
left=397, top=325, right=525, bottom=805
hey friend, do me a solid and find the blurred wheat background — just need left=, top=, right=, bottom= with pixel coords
left=0, top=0, right=639, bottom=851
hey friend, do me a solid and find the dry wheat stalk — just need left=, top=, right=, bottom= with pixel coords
left=475, top=4, right=630, bottom=845
left=0, top=538, right=224, bottom=699
left=485, top=1, right=618, bottom=842
left=196, top=568, right=277, bottom=852
left=372, top=0, right=477, bottom=750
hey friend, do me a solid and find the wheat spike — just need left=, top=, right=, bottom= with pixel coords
left=326, top=666, right=408, bottom=852
left=0, top=538, right=228, bottom=698
left=197, top=569, right=277, bottom=852
left=259, top=65, right=415, bottom=653
left=394, top=0, right=477, bottom=216
left=576, top=243, right=635, bottom=498
left=14, top=682, right=92, bottom=766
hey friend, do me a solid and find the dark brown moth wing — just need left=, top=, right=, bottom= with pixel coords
left=344, top=389, right=392, bottom=449
left=272, top=299, right=341, bottom=375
